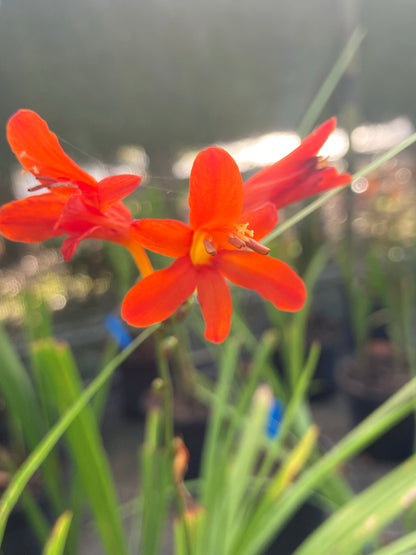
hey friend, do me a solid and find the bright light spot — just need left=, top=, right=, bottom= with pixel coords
left=11, top=151, right=148, bottom=199
left=351, top=177, right=369, bottom=194
left=351, top=117, right=414, bottom=154
left=48, top=294, right=67, bottom=310
left=116, top=145, right=149, bottom=176
left=172, top=124, right=349, bottom=179
left=318, top=128, right=349, bottom=160
left=12, top=169, right=40, bottom=199
left=172, top=132, right=300, bottom=179
left=352, top=217, right=370, bottom=235
left=395, top=167, right=412, bottom=185
left=231, top=133, right=300, bottom=172
left=20, top=255, right=39, bottom=276
left=388, top=246, right=405, bottom=262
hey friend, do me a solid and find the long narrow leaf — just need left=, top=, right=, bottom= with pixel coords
left=0, top=325, right=64, bottom=515
left=0, top=324, right=160, bottom=545
left=42, top=511, right=73, bottom=555
left=297, top=27, right=365, bottom=137
left=294, top=454, right=416, bottom=554
left=31, top=338, right=129, bottom=555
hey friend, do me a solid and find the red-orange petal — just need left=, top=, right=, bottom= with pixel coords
left=196, top=266, right=232, bottom=343
left=60, top=227, right=99, bottom=260
left=240, top=202, right=278, bottom=240
left=95, top=174, right=141, bottom=211
left=7, top=109, right=96, bottom=186
left=243, top=118, right=351, bottom=211
left=121, top=256, right=197, bottom=327
left=216, top=250, right=306, bottom=311
left=0, top=193, right=66, bottom=242
left=130, top=219, right=193, bottom=257
left=189, top=147, right=244, bottom=229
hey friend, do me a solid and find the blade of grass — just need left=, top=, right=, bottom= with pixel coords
left=297, top=27, right=366, bottom=137
left=0, top=448, right=50, bottom=546
left=42, top=511, right=72, bottom=555
left=31, top=338, right=129, bottom=555
left=0, top=325, right=64, bottom=515
left=371, top=531, right=416, bottom=555
left=196, top=339, right=241, bottom=555
left=139, top=406, right=173, bottom=555
left=0, top=324, right=160, bottom=545
left=294, top=454, right=416, bottom=555
left=235, top=376, right=416, bottom=555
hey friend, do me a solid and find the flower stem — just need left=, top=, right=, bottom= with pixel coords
left=155, top=334, right=174, bottom=446
left=125, top=239, right=154, bottom=277
left=171, top=318, right=197, bottom=398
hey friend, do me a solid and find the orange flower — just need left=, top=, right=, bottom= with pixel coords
left=242, top=118, right=351, bottom=211
left=122, top=147, right=306, bottom=343
left=0, top=110, right=152, bottom=275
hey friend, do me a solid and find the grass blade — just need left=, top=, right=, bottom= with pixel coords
left=297, top=27, right=366, bottom=137
left=42, top=511, right=73, bottom=555
left=0, top=324, right=160, bottom=546
left=31, top=338, right=129, bottom=555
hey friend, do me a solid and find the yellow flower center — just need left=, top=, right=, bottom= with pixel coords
left=190, top=223, right=270, bottom=267
left=190, top=230, right=215, bottom=266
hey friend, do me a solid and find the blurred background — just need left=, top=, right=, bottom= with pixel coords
left=0, top=0, right=415, bottom=339
left=1, top=0, right=416, bottom=171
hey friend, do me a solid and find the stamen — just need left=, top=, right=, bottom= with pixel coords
left=227, top=236, right=246, bottom=249
left=203, top=238, right=217, bottom=256
left=28, top=181, right=77, bottom=192
left=35, top=176, right=59, bottom=183
left=245, top=238, right=270, bottom=255
left=28, top=184, right=50, bottom=192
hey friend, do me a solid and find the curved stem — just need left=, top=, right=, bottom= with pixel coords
left=127, top=241, right=154, bottom=277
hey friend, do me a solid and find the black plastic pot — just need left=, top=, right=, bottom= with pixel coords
left=119, top=336, right=158, bottom=419
left=262, top=501, right=325, bottom=554
left=338, top=346, right=413, bottom=461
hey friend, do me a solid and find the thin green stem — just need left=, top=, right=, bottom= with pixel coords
left=297, top=27, right=366, bottom=137
left=155, top=334, right=174, bottom=446
left=171, top=318, right=198, bottom=398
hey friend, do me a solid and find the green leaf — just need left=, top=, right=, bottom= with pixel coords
left=297, top=27, right=366, bottom=137
left=139, top=407, right=173, bottom=555
left=31, top=338, right=128, bottom=555
left=42, top=511, right=72, bottom=555
left=0, top=325, right=159, bottom=547
left=294, top=454, right=416, bottom=554
left=0, top=325, right=64, bottom=515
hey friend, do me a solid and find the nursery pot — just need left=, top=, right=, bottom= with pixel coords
left=262, top=500, right=325, bottom=554
left=119, top=336, right=158, bottom=419
left=337, top=340, right=414, bottom=461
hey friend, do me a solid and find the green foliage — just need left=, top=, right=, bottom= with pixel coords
left=42, top=511, right=73, bottom=555
left=31, top=339, right=129, bottom=555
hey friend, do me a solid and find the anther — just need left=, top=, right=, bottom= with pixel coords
left=227, top=236, right=246, bottom=249
left=245, top=238, right=270, bottom=255
left=203, top=238, right=217, bottom=256
left=28, top=181, right=77, bottom=192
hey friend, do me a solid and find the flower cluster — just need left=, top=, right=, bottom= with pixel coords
left=0, top=110, right=351, bottom=342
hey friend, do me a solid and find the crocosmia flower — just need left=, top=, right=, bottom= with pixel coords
left=122, top=147, right=306, bottom=343
left=0, top=110, right=152, bottom=275
left=242, top=118, right=351, bottom=212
